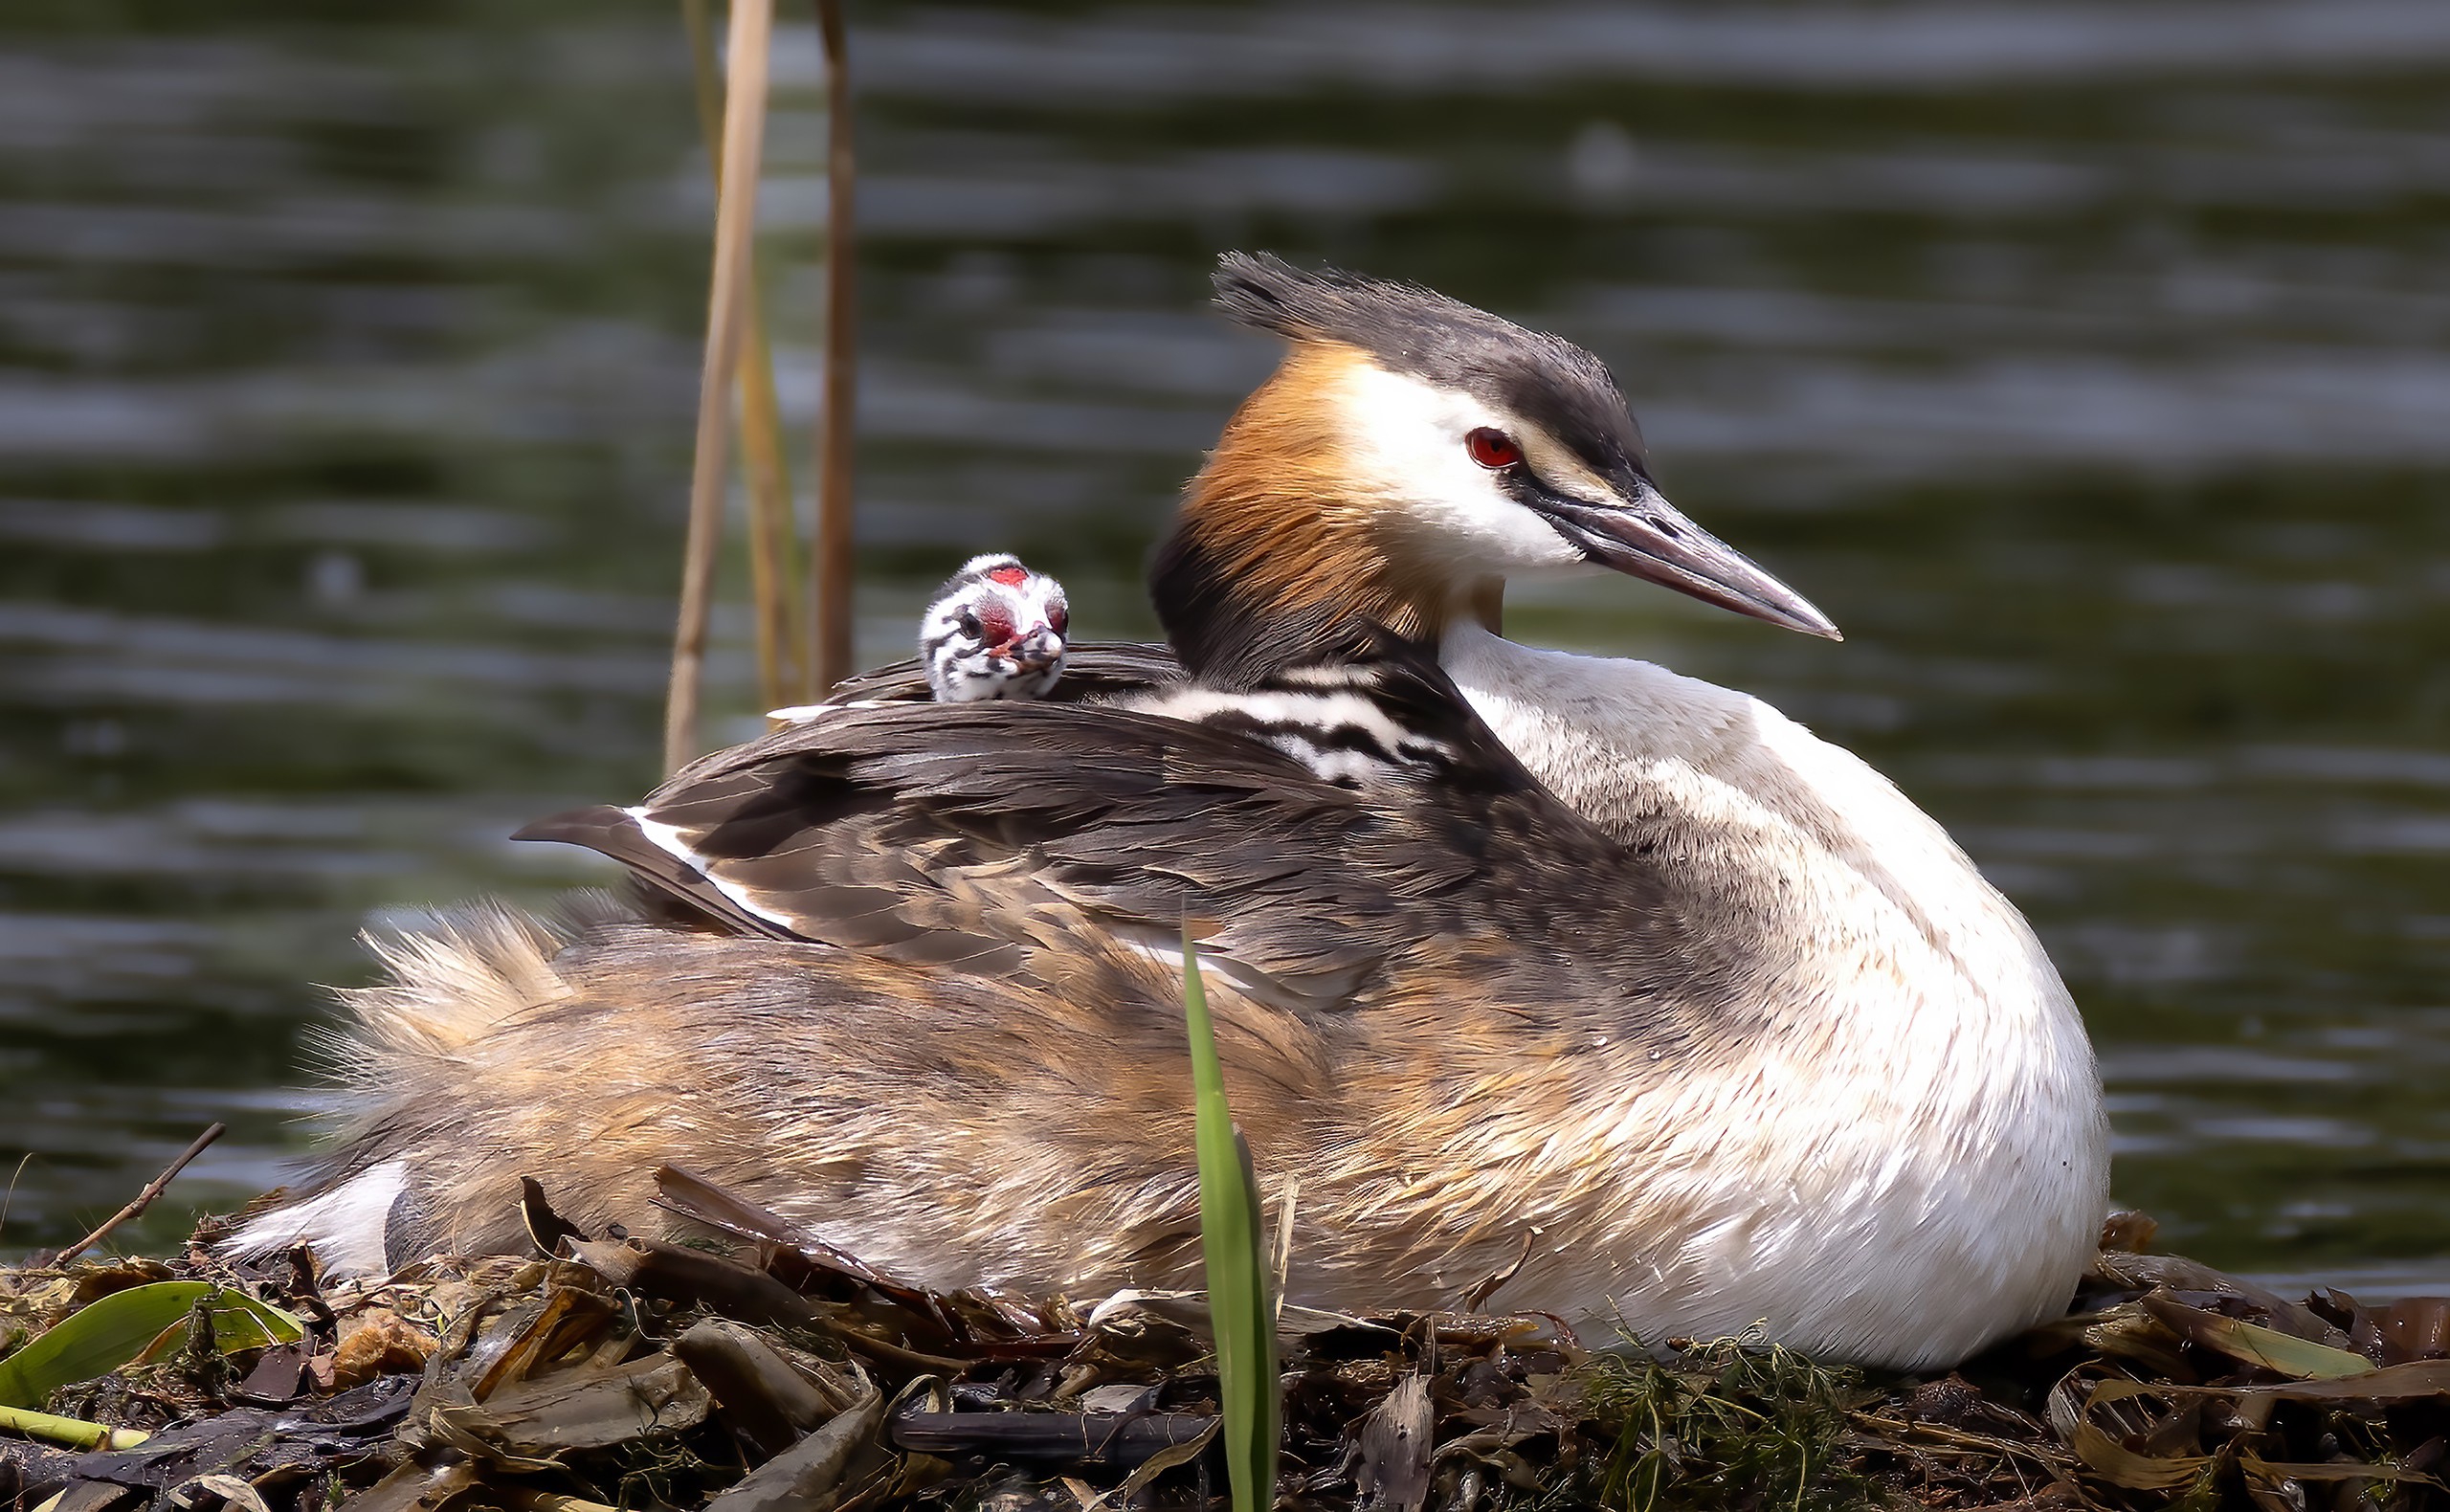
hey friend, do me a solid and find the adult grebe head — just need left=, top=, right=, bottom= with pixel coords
left=1154, top=253, right=1838, bottom=684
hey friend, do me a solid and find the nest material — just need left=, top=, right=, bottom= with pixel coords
left=3, top=1184, right=2448, bottom=1512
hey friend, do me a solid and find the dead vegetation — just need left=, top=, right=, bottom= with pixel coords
left=3, top=1183, right=2447, bottom=1512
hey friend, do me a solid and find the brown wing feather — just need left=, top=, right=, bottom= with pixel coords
left=511, top=805, right=796, bottom=941
left=523, top=703, right=1385, bottom=1002
left=518, top=690, right=1742, bottom=1030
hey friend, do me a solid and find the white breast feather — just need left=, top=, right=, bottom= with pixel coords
left=1440, top=623, right=2109, bottom=1368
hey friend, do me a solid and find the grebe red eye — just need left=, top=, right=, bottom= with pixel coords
left=1464, top=428, right=1523, bottom=470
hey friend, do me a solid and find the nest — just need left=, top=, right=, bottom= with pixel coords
left=4, top=1182, right=2448, bottom=1512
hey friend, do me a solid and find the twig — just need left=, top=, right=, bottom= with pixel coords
left=681, top=0, right=803, bottom=712
left=806, top=0, right=858, bottom=699
left=1847, top=1414, right=2075, bottom=1475
left=0, top=1148, right=31, bottom=1241
left=60, top=1122, right=224, bottom=1260
left=501, top=1491, right=620, bottom=1512
left=666, top=0, right=778, bottom=773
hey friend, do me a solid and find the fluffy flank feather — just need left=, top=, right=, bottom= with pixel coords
left=319, top=901, right=575, bottom=1068
left=236, top=904, right=578, bottom=1271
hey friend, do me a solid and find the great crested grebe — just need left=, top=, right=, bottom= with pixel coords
left=233, top=256, right=2106, bottom=1369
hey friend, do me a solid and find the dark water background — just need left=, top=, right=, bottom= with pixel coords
left=3, top=1, right=2448, bottom=1290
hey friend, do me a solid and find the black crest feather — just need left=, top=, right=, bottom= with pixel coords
left=1211, top=252, right=1648, bottom=474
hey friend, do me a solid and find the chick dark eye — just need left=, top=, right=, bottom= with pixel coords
left=957, top=611, right=982, bottom=637
left=1465, top=428, right=1524, bottom=470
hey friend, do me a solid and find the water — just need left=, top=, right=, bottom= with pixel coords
left=2, top=2, right=2447, bottom=1289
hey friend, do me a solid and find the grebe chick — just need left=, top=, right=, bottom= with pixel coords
left=922, top=553, right=1068, bottom=702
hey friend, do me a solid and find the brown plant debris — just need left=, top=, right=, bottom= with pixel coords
left=3, top=1192, right=2446, bottom=1512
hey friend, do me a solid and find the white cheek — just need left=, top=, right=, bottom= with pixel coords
left=937, top=650, right=998, bottom=701
left=1336, top=365, right=1589, bottom=577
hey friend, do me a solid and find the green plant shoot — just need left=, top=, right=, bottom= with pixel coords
left=1182, top=927, right=1280, bottom=1512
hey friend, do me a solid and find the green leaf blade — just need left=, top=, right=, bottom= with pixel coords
left=0, top=1282, right=303, bottom=1408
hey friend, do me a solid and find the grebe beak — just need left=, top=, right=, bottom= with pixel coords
left=1534, top=476, right=1841, bottom=642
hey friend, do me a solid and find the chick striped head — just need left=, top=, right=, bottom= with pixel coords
left=922, top=554, right=1069, bottom=702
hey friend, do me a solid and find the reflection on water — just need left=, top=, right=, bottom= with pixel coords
left=1, top=3, right=2446, bottom=1286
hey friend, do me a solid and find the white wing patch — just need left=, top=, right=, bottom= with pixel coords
left=768, top=699, right=893, bottom=723
left=627, top=807, right=802, bottom=929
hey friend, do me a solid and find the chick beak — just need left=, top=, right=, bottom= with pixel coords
left=1007, top=625, right=1065, bottom=672
left=1540, top=478, right=1841, bottom=641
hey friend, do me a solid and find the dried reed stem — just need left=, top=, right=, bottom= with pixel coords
left=807, top=0, right=858, bottom=698
left=739, top=303, right=802, bottom=712
left=666, top=0, right=774, bottom=773
left=683, top=0, right=802, bottom=712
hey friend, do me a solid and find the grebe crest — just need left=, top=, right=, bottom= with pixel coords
left=922, top=553, right=1069, bottom=702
